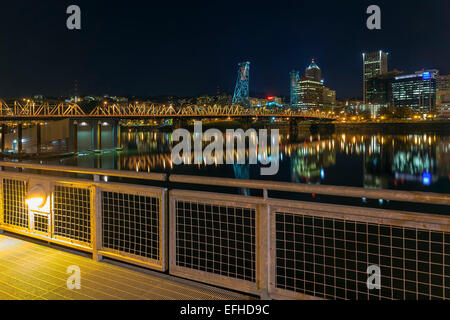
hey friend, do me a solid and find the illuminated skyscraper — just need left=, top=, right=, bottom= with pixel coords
left=437, top=75, right=450, bottom=92
left=365, top=70, right=403, bottom=106
left=392, top=70, right=438, bottom=113
left=305, top=59, right=322, bottom=82
left=290, top=59, right=335, bottom=110
left=363, top=51, right=388, bottom=103
left=290, top=70, right=300, bottom=108
left=298, top=77, right=324, bottom=109
left=322, top=87, right=336, bottom=106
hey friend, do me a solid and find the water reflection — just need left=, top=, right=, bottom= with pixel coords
left=57, top=130, right=450, bottom=194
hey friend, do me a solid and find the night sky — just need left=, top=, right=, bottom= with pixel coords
left=0, top=0, right=448, bottom=99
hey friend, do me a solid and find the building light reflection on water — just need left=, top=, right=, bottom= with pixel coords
left=53, top=130, right=450, bottom=193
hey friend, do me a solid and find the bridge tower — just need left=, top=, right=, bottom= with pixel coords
left=232, top=62, right=250, bottom=107
left=290, top=70, right=300, bottom=109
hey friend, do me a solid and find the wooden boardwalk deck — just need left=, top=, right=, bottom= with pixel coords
left=0, top=234, right=251, bottom=300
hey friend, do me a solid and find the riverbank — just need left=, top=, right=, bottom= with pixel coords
left=332, top=120, right=450, bottom=134
left=185, top=119, right=450, bottom=135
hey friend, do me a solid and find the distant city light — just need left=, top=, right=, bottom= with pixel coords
left=422, top=172, right=431, bottom=186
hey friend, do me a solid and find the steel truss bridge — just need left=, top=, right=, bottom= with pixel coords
left=0, top=99, right=336, bottom=121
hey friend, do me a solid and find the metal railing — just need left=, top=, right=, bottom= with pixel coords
left=0, top=161, right=449, bottom=300
left=169, top=175, right=450, bottom=299
left=268, top=199, right=450, bottom=300
left=169, top=190, right=264, bottom=296
left=0, top=162, right=168, bottom=271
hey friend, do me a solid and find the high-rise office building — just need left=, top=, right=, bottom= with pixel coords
left=363, top=51, right=388, bottom=103
left=290, top=59, right=335, bottom=110
left=392, top=70, right=439, bottom=113
left=290, top=70, right=301, bottom=108
left=365, top=70, right=403, bottom=106
left=298, top=77, right=324, bottom=109
left=305, top=59, right=322, bottom=82
left=436, top=89, right=450, bottom=118
left=437, top=75, right=450, bottom=92
left=322, top=87, right=336, bottom=107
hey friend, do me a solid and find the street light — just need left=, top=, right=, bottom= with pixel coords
left=25, top=184, right=48, bottom=209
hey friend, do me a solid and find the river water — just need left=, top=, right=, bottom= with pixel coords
left=42, top=128, right=450, bottom=195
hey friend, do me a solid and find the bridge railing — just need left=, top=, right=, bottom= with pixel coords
left=0, top=100, right=337, bottom=119
left=0, top=161, right=449, bottom=300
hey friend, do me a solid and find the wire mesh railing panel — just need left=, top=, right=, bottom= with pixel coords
left=1, top=179, right=28, bottom=230
left=33, top=214, right=49, bottom=234
left=53, top=185, right=91, bottom=246
left=273, top=210, right=450, bottom=300
left=101, top=190, right=162, bottom=266
left=170, top=192, right=259, bottom=293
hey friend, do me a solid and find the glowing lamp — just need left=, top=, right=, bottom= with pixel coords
left=25, top=185, right=48, bottom=209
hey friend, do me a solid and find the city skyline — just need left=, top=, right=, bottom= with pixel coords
left=0, top=1, right=449, bottom=99
left=1, top=1, right=450, bottom=304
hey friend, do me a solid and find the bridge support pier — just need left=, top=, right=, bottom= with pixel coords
left=96, top=153, right=102, bottom=169
left=1, top=124, right=6, bottom=153
left=96, top=121, right=102, bottom=153
left=237, top=117, right=252, bottom=130
left=288, top=119, right=298, bottom=142
left=309, top=122, right=335, bottom=136
left=72, top=121, right=78, bottom=154
left=173, top=118, right=189, bottom=130
left=17, top=123, right=23, bottom=154
left=36, top=122, right=41, bottom=154
left=173, top=119, right=179, bottom=130
left=113, top=121, right=122, bottom=150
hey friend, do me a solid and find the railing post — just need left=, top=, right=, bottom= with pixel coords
left=161, top=188, right=168, bottom=271
left=263, top=188, right=268, bottom=200
left=0, top=199, right=4, bottom=234
left=91, top=180, right=103, bottom=262
left=0, top=175, right=4, bottom=234
left=258, top=201, right=270, bottom=300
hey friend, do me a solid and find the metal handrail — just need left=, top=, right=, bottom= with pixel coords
left=0, top=161, right=167, bottom=182
left=0, top=161, right=448, bottom=206
left=169, top=174, right=450, bottom=206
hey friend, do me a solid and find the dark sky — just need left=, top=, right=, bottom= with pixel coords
left=0, top=0, right=448, bottom=99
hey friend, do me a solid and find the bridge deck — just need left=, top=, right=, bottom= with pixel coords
left=0, top=233, right=251, bottom=300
